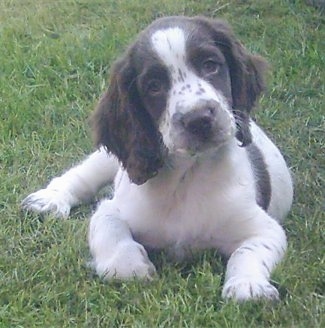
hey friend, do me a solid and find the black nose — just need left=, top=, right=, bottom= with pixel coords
left=180, top=105, right=216, bottom=140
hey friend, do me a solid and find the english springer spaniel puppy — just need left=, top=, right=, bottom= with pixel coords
left=22, top=16, right=293, bottom=301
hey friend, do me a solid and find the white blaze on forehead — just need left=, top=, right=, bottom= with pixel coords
left=151, top=27, right=187, bottom=69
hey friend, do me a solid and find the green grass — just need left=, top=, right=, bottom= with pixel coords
left=0, top=0, right=324, bottom=326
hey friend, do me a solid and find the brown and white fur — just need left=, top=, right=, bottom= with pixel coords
left=22, top=16, right=293, bottom=301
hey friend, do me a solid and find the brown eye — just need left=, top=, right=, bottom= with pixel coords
left=201, top=60, right=220, bottom=76
left=147, top=79, right=163, bottom=95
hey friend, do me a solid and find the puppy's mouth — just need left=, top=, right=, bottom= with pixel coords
left=175, top=132, right=234, bottom=156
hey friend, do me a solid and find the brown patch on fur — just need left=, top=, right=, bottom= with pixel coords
left=246, top=143, right=271, bottom=210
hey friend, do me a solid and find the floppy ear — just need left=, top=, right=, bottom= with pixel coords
left=196, top=17, right=268, bottom=146
left=226, top=44, right=268, bottom=146
left=91, top=51, right=166, bottom=185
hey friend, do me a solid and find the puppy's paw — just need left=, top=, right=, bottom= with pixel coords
left=94, top=241, right=156, bottom=280
left=222, top=276, right=279, bottom=301
left=21, top=189, right=72, bottom=218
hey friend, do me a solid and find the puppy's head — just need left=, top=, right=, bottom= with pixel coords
left=92, top=16, right=267, bottom=184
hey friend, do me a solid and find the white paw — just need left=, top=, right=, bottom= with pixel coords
left=222, top=276, right=279, bottom=301
left=21, top=189, right=72, bottom=218
left=93, top=241, right=156, bottom=280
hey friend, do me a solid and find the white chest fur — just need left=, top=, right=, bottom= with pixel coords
left=112, top=141, right=256, bottom=255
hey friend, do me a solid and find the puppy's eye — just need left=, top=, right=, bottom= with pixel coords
left=201, top=60, right=220, bottom=76
left=147, top=79, right=163, bottom=95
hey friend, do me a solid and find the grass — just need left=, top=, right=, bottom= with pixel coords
left=0, top=0, right=324, bottom=326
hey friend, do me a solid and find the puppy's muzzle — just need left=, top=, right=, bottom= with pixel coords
left=173, top=99, right=231, bottom=143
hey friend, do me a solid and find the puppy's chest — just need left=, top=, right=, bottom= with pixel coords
left=120, top=168, right=238, bottom=250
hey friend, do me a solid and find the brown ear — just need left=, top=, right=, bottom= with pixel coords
left=227, top=46, right=268, bottom=146
left=91, top=53, right=166, bottom=185
left=195, top=17, right=268, bottom=146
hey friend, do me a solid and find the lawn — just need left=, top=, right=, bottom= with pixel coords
left=0, top=0, right=324, bottom=327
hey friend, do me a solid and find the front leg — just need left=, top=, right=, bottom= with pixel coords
left=89, top=199, right=156, bottom=280
left=22, top=147, right=119, bottom=218
left=222, top=210, right=287, bottom=301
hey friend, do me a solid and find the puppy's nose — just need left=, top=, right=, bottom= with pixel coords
left=179, top=102, right=217, bottom=140
left=184, top=112, right=213, bottom=136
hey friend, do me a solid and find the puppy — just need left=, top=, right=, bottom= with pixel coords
left=22, top=16, right=293, bottom=301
